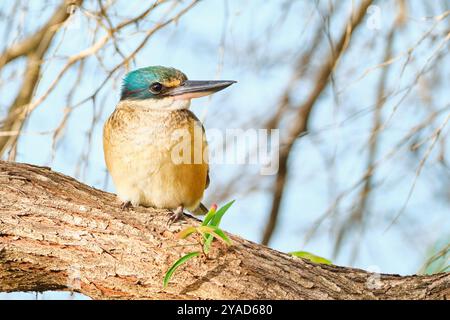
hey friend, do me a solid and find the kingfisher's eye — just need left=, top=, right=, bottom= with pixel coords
left=149, top=82, right=163, bottom=94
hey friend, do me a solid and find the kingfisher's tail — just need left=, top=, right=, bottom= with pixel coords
left=191, top=202, right=208, bottom=215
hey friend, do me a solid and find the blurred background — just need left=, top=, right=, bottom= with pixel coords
left=0, top=0, right=449, bottom=299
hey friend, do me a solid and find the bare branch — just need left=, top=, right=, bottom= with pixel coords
left=262, top=0, right=374, bottom=245
left=0, top=0, right=84, bottom=157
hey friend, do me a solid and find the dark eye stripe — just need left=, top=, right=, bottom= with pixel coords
left=120, top=87, right=145, bottom=100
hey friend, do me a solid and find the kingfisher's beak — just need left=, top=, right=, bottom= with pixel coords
left=166, top=80, right=236, bottom=100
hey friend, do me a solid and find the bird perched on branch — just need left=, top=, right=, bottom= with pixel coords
left=103, top=66, right=235, bottom=223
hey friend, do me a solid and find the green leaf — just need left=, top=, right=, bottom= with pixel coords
left=163, top=252, right=200, bottom=288
left=289, top=251, right=332, bottom=265
left=202, top=201, right=235, bottom=253
left=211, top=228, right=232, bottom=245
left=203, top=236, right=213, bottom=254
left=440, top=265, right=450, bottom=273
left=201, top=210, right=216, bottom=243
left=200, top=226, right=232, bottom=245
left=203, top=227, right=232, bottom=253
left=209, top=200, right=235, bottom=227
left=177, top=226, right=198, bottom=239
left=196, top=225, right=216, bottom=235
left=201, top=207, right=216, bottom=226
left=178, top=226, right=218, bottom=240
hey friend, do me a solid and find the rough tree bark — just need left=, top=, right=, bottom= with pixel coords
left=0, top=161, right=448, bottom=299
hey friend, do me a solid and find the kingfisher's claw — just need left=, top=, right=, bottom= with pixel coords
left=167, top=206, right=185, bottom=226
left=120, top=201, right=132, bottom=210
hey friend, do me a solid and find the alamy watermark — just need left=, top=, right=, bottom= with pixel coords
left=67, top=265, right=81, bottom=291
left=169, top=127, right=280, bottom=176
left=366, top=265, right=383, bottom=290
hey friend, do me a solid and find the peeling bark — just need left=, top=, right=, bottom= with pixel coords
left=0, top=161, right=448, bottom=299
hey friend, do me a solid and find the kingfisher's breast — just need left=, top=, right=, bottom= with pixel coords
left=103, top=104, right=208, bottom=209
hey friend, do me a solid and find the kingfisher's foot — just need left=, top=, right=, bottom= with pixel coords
left=167, top=206, right=185, bottom=226
left=120, top=201, right=132, bottom=210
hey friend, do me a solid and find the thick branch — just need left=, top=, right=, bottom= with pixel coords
left=0, top=161, right=448, bottom=299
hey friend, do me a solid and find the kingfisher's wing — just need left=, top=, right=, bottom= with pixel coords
left=192, top=202, right=209, bottom=215
left=202, top=123, right=209, bottom=190
left=205, top=169, right=210, bottom=189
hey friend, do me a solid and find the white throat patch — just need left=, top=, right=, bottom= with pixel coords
left=130, top=97, right=191, bottom=111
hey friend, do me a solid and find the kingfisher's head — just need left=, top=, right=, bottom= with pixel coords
left=120, top=66, right=236, bottom=110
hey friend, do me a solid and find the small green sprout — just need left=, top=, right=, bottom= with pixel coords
left=289, top=251, right=332, bottom=265
left=163, top=200, right=234, bottom=287
left=163, top=252, right=200, bottom=288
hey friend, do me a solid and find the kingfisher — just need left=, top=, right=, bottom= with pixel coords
left=103, top=66, right=235, bottom=223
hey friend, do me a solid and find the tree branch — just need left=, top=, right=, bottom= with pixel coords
left=0, top=160, right=448, bottom=299
left=262, top=0, right=374, bottom=245
left=0, top=0, right=84, bottom=157
left=0, top=1, right=81, bottom=70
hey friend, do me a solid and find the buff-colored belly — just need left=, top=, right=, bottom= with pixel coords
left=103, top=110, right=208, bottom=211
left=105, top=144, right=207, bottom=210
